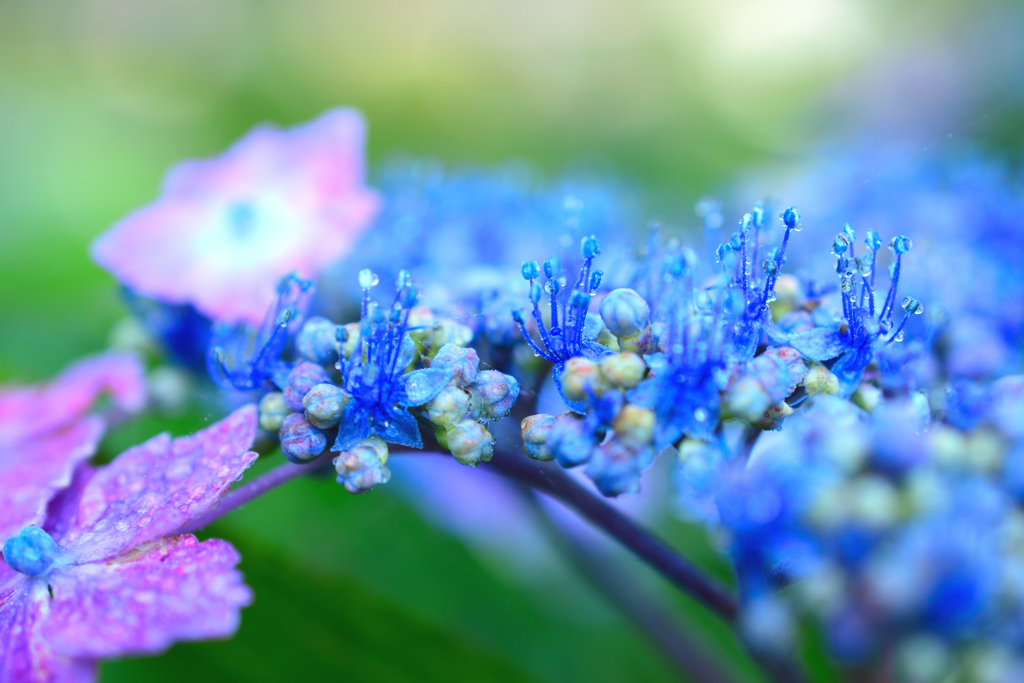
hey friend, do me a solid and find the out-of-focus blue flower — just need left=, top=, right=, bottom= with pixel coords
left=762, top=148, right=1024, bottom=381
left=207, top=274, right=314, bottom=391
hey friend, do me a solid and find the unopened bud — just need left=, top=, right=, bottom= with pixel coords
left=804, top=365, right=839, bottom=396
left=333, top=436, right=391, bottom=494
left=296, top=317, right=340, bottom=364
left=599, top=288, right=650, bottom=338
left=258, top=392, right=289, bottom=432
left=471, top=370, right=520, bottom=419
left=560, top=357, right=604, bottom=402
left=303, top=382, right=349, bottom=429
left=280, top=413, right=327, bottom=463
left=521, top=414, right=556, bottom=461
left=599, top=352, right=646, bottom=389
left=612, top=404, right=655, bottom=447
left=283, top=361, right=332, bottom=412
left=426, top=386, right=471, bottom=430
left=431, top=343, right=480, bottom=384
left=447, top=419, right=495, bottom=466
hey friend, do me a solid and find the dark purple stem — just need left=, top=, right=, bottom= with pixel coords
left=479, top=446, right=739, bottom=622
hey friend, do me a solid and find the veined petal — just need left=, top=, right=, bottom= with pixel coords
left=0, top=418, right=103, bottom=544
left=373, top=408, right=423, bottom=449
left=59, top=406, right=257, bottom=562
left=40, top=535, right=251, bottom=660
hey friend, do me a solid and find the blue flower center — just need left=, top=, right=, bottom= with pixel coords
left=227, top=201, right=258, bottom=238
left=3, top=526, right=61, bottom=577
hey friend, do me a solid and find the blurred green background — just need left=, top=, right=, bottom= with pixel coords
left=1, top=1, right=1021, bottom=680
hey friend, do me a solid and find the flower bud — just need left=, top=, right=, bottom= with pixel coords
left=430, top=343, right=480, bottom=384
left=612, top=404, right=655, bottom=447
left=889, top=235, right=912, bottom=255
left=521, top=414, right=557, bottom=461
left=804, top=365, right=839, bottom=396
left=599, top=288, right=650, bottom=338
left=283, top=361, right=331, bottom=412
left=425, top=386, right=471, bottom=429
left=752, top=400, right=793, bottom=431
left=337, top=323, right=361, bottom=359
left=586, top=440, right=649, bottom=497
left=471, top=370, right=520, bottom=419
left=296, top=316, right=340, bottom=364
left=303, top=382, right=349, bottom=429
left=446, top=419, right=495, bottom=466
left=258, top=392, right=289, bottom=432
left=599, top=352, right=646, bottom=390
left=849, top=475, right=899, bottom=529
left=424, top=320, right=474, bottom=356
left=280, top=413, right=327, bottom=463
left=771, top=275, right=804, bottom=316
left=333, top=436, right=390, bottom=494
left=852, top=383, right=883, bottom=413
left=723, top=376, right=772, bottom=423
left=781, top=206, right=801, bottom=230
left=560, top=357, right=604, bottom=402
left=548, top=413, right=596, bottom=467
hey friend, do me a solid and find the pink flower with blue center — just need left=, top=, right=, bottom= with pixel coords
left=0, top=405, right=258, bottom=682
left=92, top=108, right=380, bottom=325
left=0, top=353, right=146, bottom=545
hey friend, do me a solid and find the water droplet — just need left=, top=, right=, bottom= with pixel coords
left=694, top=408, right=708, bottom=422
left=165, top=459, right=194, bottom=481
left=895, top=331, right=905, bottom=342
left=358, top=269, right=379, bottom=289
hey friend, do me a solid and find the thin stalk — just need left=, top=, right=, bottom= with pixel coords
left=480, top=445, right=739, bottom=622
left=523, top=487, right=745, bottom=683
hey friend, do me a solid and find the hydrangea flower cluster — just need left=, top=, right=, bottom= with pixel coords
left=515, top=209, right=819, bottom=496
left=14, top=105, right=1024, bottom=681
left=246, top=269, right=520, bottom=493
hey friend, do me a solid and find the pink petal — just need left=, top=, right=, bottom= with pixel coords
left=0, top=418, right=103, bottom=543
left=41, top=535, right=251, bottom=659
left=59, top=406, right=258, bottom=562
left=92, top=107, right=381, bottom=325
left=0, top=353, right=145, bottom=446
left=0, top=580, right=97, bottom=683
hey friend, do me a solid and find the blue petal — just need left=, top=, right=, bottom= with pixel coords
left=789, top=327, right=851, bottom=361
left=333, top=401, right=371, bottom=452
left=626, top=375, right=659, bottom=408
left=580, top=340, right=615, bottom=361
left=831, top=344, right=874, bottom=398
left=761, top=316, right=792, bottom=346
left=398, top=367, right=455, bottom=407
left=374, top=407, right=423, bottom=449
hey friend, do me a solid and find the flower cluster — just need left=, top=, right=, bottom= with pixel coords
left=252, top=270, right=520, bottom=493
left=514, top=209, right=823, bottom=496
left=15, top=104, right=1024, bottom=681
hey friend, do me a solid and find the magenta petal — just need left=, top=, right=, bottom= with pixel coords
left=0, top=353, right=145, bottom=446
left=0, top=580, right=97, bottom=683
left=59, top=406, right=258, bottom=561
left=92, top=108, right=380, bottom=325
left=0, top=418, right=103, bottom=543
left=41, top=535, right=251, bottom=659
